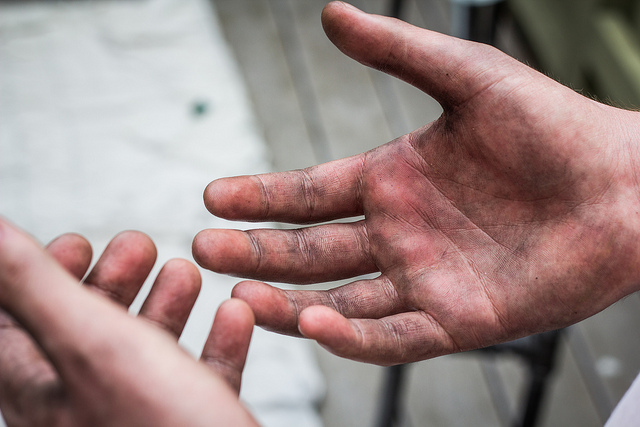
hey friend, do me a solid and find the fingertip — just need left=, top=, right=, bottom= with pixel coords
left=299, top=305, right=340, bottom=334
left=299, top=305, right=355, bottom=350
left=231, top=281, right=281, bottom=317
left=100, top=230, right=158, bottom=276
left=83, top=230, right=158, bottom=305
left=217, top=298, right=255, bottom=329
left=191, top=229, right=207, bottom=267
left=322, top=1, right=363, bottom=19
left=231, top=281, right=276, bottom=310
left=203, top=178, right=223, bottom=216
left=112, top=230, right=157, bottom=259
left=212, top=298, right=255, bottom=343
left=47, top=232, right=91, bottom=249
left=230, top=280, right=269, bottom=300
left=46, top=233, right=93, bottom=279
left=203, top=176, right=265, bottom=220
left=191, top=229, right=217, bottom=269
left=232, top=281, right=298, bottom=333
left=321, top=1, right=368, bottom=52
left=162, top=258, right=202, bottom=291
left=230, top=280, right=252, bottom=300
left=321, top=0, right=486, bottom=109
left=192, top=229, right=254, bottom=274
left=165, top=256, right=200, bottom=274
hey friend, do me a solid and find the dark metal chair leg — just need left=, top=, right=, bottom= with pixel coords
left=388, top=0, right=404, bottom=18
left=451, top=1, right=504, bottom=44
left=514, top=331, right=562, bottom=427
left=479, top=330, right=562, bottom=427
left=375, top=364, right=408, bottom=427
left=374, top=330, right=562, bottom=427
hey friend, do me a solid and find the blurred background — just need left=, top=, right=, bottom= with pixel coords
left=3, top=0, right=640, bottom=426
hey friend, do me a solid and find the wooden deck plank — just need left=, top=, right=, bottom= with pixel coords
left=364, top=0, right=445, bottom=136
left=575, top=295, right=640, bottom=408
left=287, top=0, right=394, bottom=160
left=406, top=356, right=502, bottom=426
left=269, top=0, right=335, bottom=164
left=315, top=349, right=385, bottom=427
left=539, top=339, right=602, bottom=427
left=213, top=0, right=318, bottom=171
left=566, top=325, right=616, bottom=423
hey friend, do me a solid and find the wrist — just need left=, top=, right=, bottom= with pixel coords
left=604, top=107, right=640, bottom=296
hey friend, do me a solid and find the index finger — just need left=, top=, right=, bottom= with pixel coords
left=204, top=154, right=365, bottom=224
left=0, top=218, right=132, bottom=383
left=82, top=231, right=157, bottom=307
left=0, top=232, right=93, bottom=424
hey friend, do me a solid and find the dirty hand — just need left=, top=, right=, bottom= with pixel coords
left=193, top=2, right=640, bottom=365
left=0, top=218, right=257, bottom=426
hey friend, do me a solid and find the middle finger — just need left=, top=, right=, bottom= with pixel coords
left=193, top=221, right=376, bottom=284
left=83, top=231, right=157, bottom=307
left=138, top=258, right=201, bottom=338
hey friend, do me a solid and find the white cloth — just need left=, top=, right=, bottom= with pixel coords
left=605, top=373, right=640, bottom=427
left=0, top=1, right=324, bottom=426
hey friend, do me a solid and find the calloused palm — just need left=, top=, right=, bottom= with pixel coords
left=193, top=2, right=640, bottom=365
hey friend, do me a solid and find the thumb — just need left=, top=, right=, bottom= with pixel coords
left=321, top=1, right=511, bottom=109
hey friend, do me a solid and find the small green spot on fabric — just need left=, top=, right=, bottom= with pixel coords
left=191, top=100, right=210, bottom=117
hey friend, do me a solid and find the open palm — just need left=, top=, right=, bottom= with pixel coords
left=193, top=2, right=640, bottom=364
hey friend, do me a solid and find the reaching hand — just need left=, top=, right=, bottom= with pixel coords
left=192, top=2, right=640, bottom=365
left=0, top=218, right=258, bottom=426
